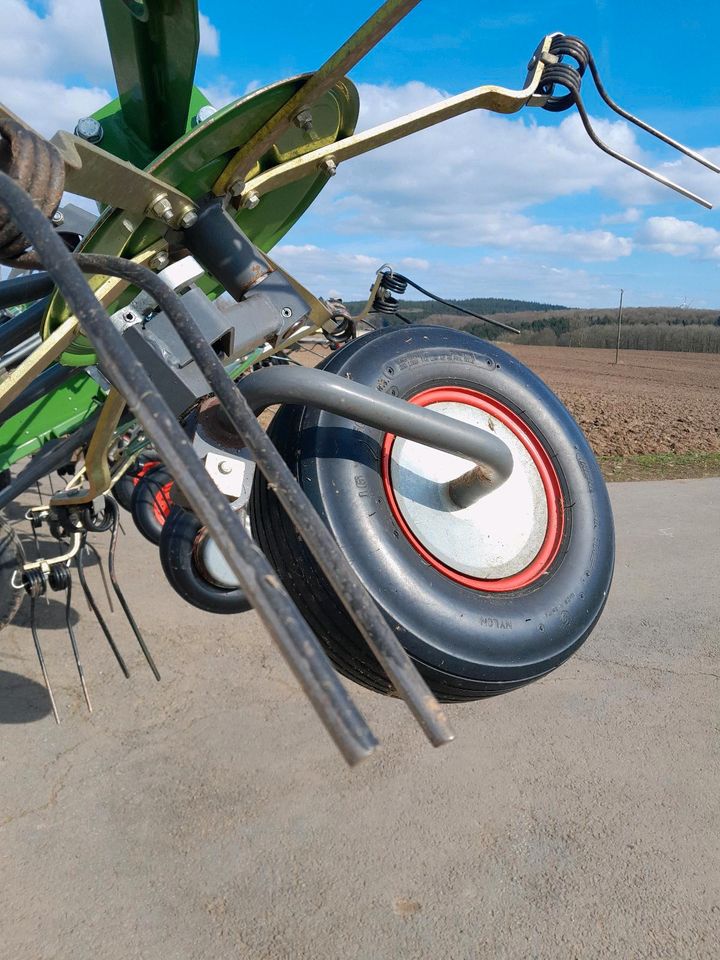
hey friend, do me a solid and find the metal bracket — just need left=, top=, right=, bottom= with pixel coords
left=231, top=33, right=554, bottom=207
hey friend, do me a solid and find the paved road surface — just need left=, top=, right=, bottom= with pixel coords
left=1, top=478, right=718, bottom=959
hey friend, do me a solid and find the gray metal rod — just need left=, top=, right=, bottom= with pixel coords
left=237, top=365, right=514, bottom=491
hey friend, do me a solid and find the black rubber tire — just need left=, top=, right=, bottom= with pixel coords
left=158, top=506, right=251, bottom=614
left=130, top=464, right=175, bottom=545
left=250, top=326, right=615, bottom=702
left=0, top=514, right=24, bottom=630
left=114, top=457, right=160, bottom=512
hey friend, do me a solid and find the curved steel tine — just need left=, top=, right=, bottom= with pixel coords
left=76, top=538, right=130, bottom=679
left=64, top=570, right=92, bottom=713
left=586, top=56, right=720, bottom=175
left=573, top=93, right=713, bottom=209
left=106, top=500, right=160, bottom=681
left=30, top=595, right=60, bottom=724
left=91, top=542, right=114, bottom=612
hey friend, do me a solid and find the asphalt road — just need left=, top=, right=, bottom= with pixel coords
left=1, top=478, right=719, bottom=959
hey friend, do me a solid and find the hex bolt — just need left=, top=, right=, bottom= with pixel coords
left=179, top=209, right=198, bottom=229
left=217, top=461, right=233, bottom=476
left=74, top=117, right=104, bottom=144
left=321, top=158, right=337, bottom=177
left=242, top=191, right=260, bottom=210
left=149, top=195, right=174, bottom=223
left=51, top=210, right=64, bottom=226
left=294, top=109, right=313, bottom=132
left=228, top=179, right=246, bottom=198
left=149, top=251, right=169, bottom=271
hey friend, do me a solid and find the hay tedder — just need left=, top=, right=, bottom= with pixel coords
left=0, top=1, right=716, bottom=763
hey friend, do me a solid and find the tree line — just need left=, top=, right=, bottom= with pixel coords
left=346, top=297, right=720, bottom=353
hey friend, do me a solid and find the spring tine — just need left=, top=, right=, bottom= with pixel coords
left=586, top=57, right=720, bottom=175
left=29, top=594, right=60, bottom=724
left=89, top=542, right=114, bottom=613
left=76, top=538, right=130, bottom=679
left=106, top=499, right=160, bottom=681
left=572, top=93, right=713, bottom=209
left=64, top=571, right=92, bottom=713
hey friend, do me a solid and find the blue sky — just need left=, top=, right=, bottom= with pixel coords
left=2, top=0, right=720, bottom=307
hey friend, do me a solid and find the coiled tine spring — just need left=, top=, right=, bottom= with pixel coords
left=539, top=35, right=719, bottom=208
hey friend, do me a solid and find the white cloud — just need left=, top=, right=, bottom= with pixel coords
left=636, top=216, right=720, bottom=257
left=272, top=243, right=619, bottom=307
left=0, top=76, right=111, bottom=137
left=200, top=78, right=261, bottom=109
left=0, top=0, right=111, bottom=84
left=601, top=207, right=642, bottom=225
left=198, top=11, right=220, bottom=57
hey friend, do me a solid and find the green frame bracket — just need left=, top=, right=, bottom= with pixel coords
left=98, top=0, right=206, bottom=163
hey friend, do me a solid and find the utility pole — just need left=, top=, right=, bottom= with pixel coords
left=613, top=288, right=624, bottom=365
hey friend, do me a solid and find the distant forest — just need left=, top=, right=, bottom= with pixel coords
left=344, top=297, right=720, bottom=353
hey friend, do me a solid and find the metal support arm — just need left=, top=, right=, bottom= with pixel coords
left=237, top=365, right=514, bottom=491
left=233, top=35, right=555, bottom=208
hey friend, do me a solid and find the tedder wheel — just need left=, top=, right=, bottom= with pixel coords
left=113, top=457, right=160, bottom=512
left=158, top=506, right=251, bottom=614
left=0, top=515, right=24, bottom=630
left=130, top=464, right=176, bottom=545
left=250, top=326, right=615, bottom=702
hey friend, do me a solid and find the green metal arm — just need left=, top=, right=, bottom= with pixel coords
left=99, top=0, right=201, bottom=156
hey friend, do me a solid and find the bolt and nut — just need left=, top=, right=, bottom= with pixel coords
left=192, top=105, right=217, bottom=126
left=149, top=251, right=169, bottom=271
left=321, top=157, right=337, bottom=177
left=178, top=209, right=198, bottom=229
left=74, top=117, right=104, bottom=144
left=149, top=195, right=174, bottom=223
left=294, top=109, right=313, bottom=132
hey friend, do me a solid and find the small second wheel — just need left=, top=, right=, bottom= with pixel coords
left=130, top=464, right=176, bottom=545
left=158, top=506, right=251, bottom=614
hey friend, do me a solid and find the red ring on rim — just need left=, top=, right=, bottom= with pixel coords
left=381, top=387, right=564, bottom=592
left=151, top=481, right=175, bottom=526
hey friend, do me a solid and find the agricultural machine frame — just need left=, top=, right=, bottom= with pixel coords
left=0, top=0, right=715, bottom=763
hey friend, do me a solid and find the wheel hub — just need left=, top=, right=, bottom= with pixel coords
left=382, top=388, right=564, bottom=591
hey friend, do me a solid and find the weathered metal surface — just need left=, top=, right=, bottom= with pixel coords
left=236, top=34, right=555, bottom=206
left=214, top=0, right=422, bottom=193
left=44, top=76, right=359, bottom=365
left=99, top=0, right=200, bottom=156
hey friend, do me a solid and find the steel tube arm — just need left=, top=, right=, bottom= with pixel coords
left=237, top=365, right=514, bottom=487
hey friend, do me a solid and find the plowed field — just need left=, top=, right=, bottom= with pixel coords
left=502, top=346, right=720, bottom=456
left=292, top=341, right=720, bottom=479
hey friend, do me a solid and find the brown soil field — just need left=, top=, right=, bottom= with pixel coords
left=501, top=345, right=719, bottom=457
left=295, top=341, right=719, bottom=457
